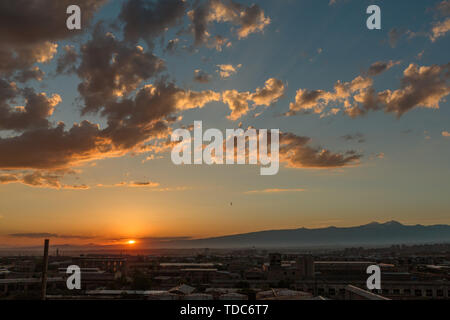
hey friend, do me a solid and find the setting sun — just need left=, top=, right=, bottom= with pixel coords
left=127, top=240, right=136, bottom=245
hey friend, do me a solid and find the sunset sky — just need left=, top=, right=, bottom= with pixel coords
left=0, top=0, right=449, bottom=248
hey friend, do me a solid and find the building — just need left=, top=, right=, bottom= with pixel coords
left=72, top=256, right=127, bottom=275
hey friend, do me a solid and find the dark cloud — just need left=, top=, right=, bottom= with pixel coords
left=56, top=45, right=79, bottom=74
left=0, top=80, right=220, bottom=170
left=189, top=0, right=212, bottom=46
left=17, top=171, right=62, bottom=189
left=0, top=84, right=61, bottom=131
left=77, top=25, right=166, bottom=113
left=341, top=133, right=366, bottom=143
left=237, top=2, right=271, bottom=39
left=119, top=0, right=187, bottom=46
left=0, top=41, right=58, bottom=76
left=285, top=89, right=329, bottom=116
left=0, top=78, right=18, bottom=102
left=367, top=60, right=400, bottom=76
left=0, top=174, right=19, bottom=184
left=189, top=0, right=270, bottom=48
left=279, top=133, right=362, bottom=169
left=8, top=233, right=94, bottom=239
left=165, top=38, right=181, bottom=53
left=0, top=0, right=364, bottom=179
left=383, top=63, right=450, bottom=116
left=388, top=28, right=406, bottom=48
left=101, top=80, right=220, bottom=148
left=138, top=236, right=191, bottom=241
left=0, top=121, right=110, bottom=170
left=0, top=0, right=106, bottom=75
left=128, top=181, right=160, bottom=187
left=0, top=0, right=105, bottom=45
left=434, top=0, right=450, bottom=16
left=14, top=67, right=45, bottom=83
left=194, top=69, right=212, bottom=83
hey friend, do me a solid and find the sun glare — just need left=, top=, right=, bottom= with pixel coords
left=127, top=240, right=136, bottom=245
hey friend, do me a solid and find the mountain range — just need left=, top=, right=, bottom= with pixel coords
left=168, top=221, right=450, bottom=248
left=2, top=221, right=450, bottom=252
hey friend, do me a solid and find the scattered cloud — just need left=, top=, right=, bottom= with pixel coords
left=388, top=28, right=406, bottom=48
left=245, top=188, right=306, bottom=194
left=414, top=1, right=450, bottom=43
left=442, top=131, right=450, bottom=137
left=8, top=233, right=95, bottom=239
left=56, top=45, right=78, bottom=74
left=328, top=0, right=351, bottom=6
left=367, top=60, right=401, bottom=76
left=0, top=172, right=189, bottom=192
left=223, top=78, right=286, bottom=120
left=382, top=63, right=450, bottom=116
left=0, top=0, right=445, bottom=197
left=286, top=75, right=373, bottom=116
left=188, top=0, right=270, bottom=48
left=416, top=50, right=425, bottom=60
left=341, top=133, right=366, bottom=143
left=0, top=83, right=61, bottom=131
left=107, top=181, right=160, bottom=188
left=95, top=182, right=189, bottom=192
left=217, top=129, right=362, bottom=169
left=222, top=90, right=251, bottom=120
left=217, top=64, right=242, bottom=78
left=279, top=133, right=362, bottom=169
left=14, top=66, right=45, bottom=83
left=76, top=26, right=166, bottom=113
left=119, top=0, right=187, bottom=46
left=430, top=17, right=450, bottom=42
left=165, top=38, right=181, bottom=53
left=194, top=69, right=212, bottom=83
left=0, top=171, right=89, bottom=190
left=250, top=78, right=286, bottom=106
left=434, top=0, right=450, bottom=16
left=286, top=63, right=450, bottom=118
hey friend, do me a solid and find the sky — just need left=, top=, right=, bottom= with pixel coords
left=0, top=0, right=449, bottom=248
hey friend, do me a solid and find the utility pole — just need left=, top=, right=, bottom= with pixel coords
left=41, top=239, right=49, bottom=300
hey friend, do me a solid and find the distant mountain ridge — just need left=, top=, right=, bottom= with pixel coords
left=170, top=221, right=450, bottom=248
left=2, top=221, right=450, bottom=252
